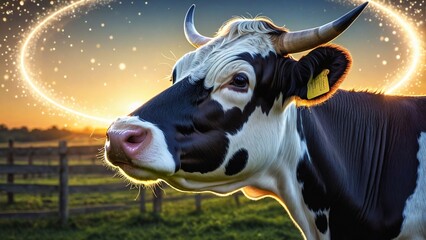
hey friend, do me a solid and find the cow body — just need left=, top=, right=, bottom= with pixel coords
left=294, top=91, right=426, bottom=239
left=104, top=3, right=426, bottom=239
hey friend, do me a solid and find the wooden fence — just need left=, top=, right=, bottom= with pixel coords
left=0, top=140, right=240, bottom=225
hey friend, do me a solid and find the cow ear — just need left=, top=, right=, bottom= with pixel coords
left=279, top=45, right=352, bottom=106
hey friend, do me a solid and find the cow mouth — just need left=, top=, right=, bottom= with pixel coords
left=104, top=153, right=171, bottom=182
left=104, top=150, right=148, bottom=176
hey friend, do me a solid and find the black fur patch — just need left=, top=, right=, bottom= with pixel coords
left=225, top=149, right=249, bottom=176
left=315, top=213, right=328, bottom=234
left=296, top=153, right=329, bottom=212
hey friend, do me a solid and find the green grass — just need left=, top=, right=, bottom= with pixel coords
left=0, top=147, right=302, bottom=239
left=0, top=196, right=302, bottom=240
left=0, top=174, right=302, bottom=239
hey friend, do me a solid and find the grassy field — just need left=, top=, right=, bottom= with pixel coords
left=0, top=190, right=302, bottom=240
left=0, top=141, right=302, bottom=239
left=0, top=172, right=302, bottom=239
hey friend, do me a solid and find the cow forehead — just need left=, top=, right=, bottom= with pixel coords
left=173, top=33, right=275, bottom=85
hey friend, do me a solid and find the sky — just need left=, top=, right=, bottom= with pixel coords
left=0, top=0, right=425, bottom=130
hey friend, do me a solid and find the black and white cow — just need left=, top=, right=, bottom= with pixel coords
left=104, top=2, right=426, bottom=239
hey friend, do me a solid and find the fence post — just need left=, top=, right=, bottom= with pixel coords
left=7, top=139, right=14, bottom=204
left=234, top=194, right=240, bottom=207
left=152, top=185, right=163, bottom=214
left=24, top=147, right=34, bottom=179
left=59, top=141, right=69, bottom=226
left=139, top=188, right=146, bottom=213
left=195, top=194, right=202, bottom=212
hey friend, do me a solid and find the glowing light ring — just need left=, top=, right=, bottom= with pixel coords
left=354, top=0, right=422, bottom=94
left=19, top=0, right=114, bottom=124
left=19, top=0, right=423, bottom=123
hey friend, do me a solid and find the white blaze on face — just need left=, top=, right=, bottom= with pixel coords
left=397, top=132, right=426, bottom=239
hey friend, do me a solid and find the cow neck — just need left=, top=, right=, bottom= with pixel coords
left=244, top=100, right=319, bottom=240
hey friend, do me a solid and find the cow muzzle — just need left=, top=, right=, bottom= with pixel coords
left=106, top=126, right=152, bottom=166
left=104, top=116, right=176, bottom=181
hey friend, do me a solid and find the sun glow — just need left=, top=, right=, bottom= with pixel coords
left=18, top=0, right=424, bottom=124
left=128, top=101, right=143, bottom=112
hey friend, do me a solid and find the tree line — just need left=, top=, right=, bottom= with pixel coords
left=0, top=124, right=72, bottom=142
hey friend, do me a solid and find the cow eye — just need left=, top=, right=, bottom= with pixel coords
left=229, top=73, right=249, bottom=92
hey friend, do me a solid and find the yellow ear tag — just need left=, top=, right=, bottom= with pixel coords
left=307, top=69, right=330, bottom=100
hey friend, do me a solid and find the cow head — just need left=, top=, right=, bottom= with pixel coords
left=104, top=3, right=366, bottom=193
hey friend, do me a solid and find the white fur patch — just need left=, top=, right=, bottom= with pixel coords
left=234, top=103, right=326, bottom=240
left=225, top=104, right=287, bottom=175
left=396, top=132, right=426, bottom=239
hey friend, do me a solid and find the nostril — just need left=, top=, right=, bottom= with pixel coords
left=120, top=129, right=151, bottom=159
left=126, top=131, right=147, bottom=144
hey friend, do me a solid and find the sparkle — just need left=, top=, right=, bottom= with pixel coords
left=355, top=0, right=425, bottom=94
left=17, top=0, right=115, bottom=124
left=118, top=63, right=126, bottom=70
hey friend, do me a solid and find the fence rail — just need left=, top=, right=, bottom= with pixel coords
left=0, top=165, right=112, bottom=175
left=0, top=140, right=241, bottom=225
left=0, top=145, right=102, bottom=157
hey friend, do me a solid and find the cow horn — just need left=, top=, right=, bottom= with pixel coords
left=184, top=5, right=212, bottom=48
left=278, top=2, right=368, bottom=54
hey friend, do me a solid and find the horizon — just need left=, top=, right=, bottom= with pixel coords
left=0, top=0, right=424, bottom=130
left=0, top=122, right=107, bottom=132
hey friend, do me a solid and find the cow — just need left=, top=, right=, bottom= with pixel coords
left=104, top=2, right=426, bottom=239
